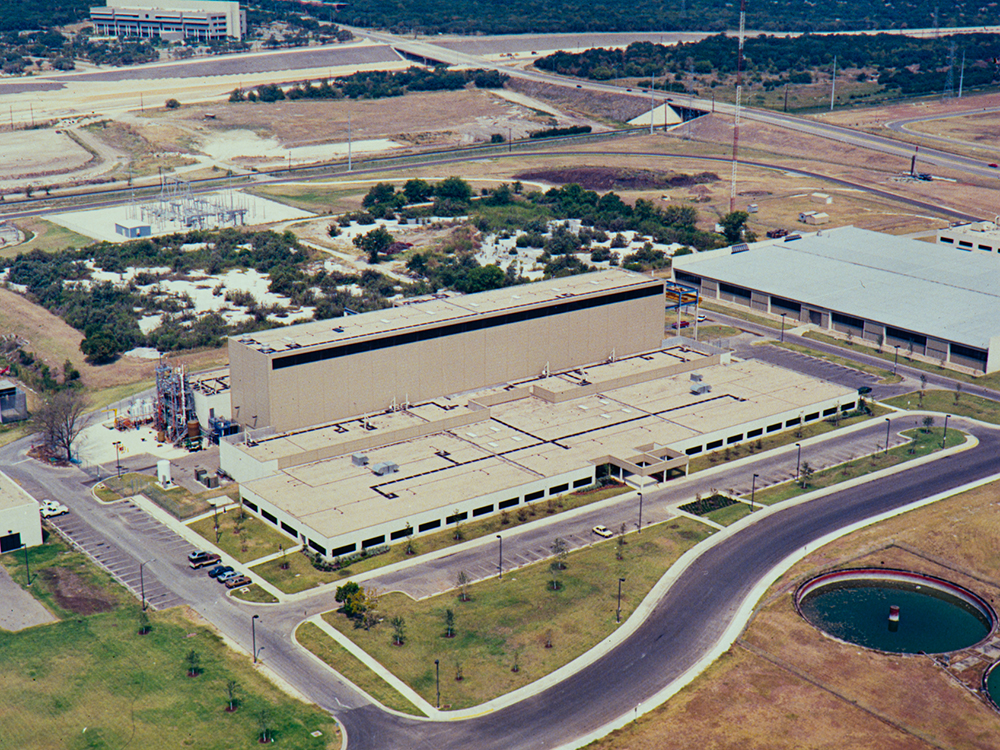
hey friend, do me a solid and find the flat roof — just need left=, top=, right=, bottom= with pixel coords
left=241, top=353, right=853, bottom=540
left=0, top=470, right=35, bottom=512
left=232, top=270, right=660, bottom=355
left=674, top=226, right=1000, bottom=349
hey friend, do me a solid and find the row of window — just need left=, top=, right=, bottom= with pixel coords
left=940, top=236, right=997, bottom=252
left=683, top=404, right=854, bottom=456
left=271, top=284, right=663, bottom=370
left=240, top=476, right=593, bottom=558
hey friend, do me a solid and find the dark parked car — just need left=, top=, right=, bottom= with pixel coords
left=208, top=564, right=233, bottom=579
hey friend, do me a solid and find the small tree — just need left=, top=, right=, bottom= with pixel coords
left=257, top=708, right=272, bottom=744
left=137, top=608, right=150, bottom=635
left=615, top=524, right=627, bottom=561
left=922, top=415, right=935, bottom=433
left=550, top=537, right=568, bottom=570
left=225, top=679, right=239, bottom=712
left=511, top=646, right=522, bottom=673
left=954, top=382, right=962, bottom=404
left=404, top=523, right=414, bottom=555
left=361, top=588, right=381, bottom=631
left=454, top=660, right=464, bottom=681
left=327, top=222, right=340, bottom=238
left=452, top=510, right=464, bottom=541
left=799, top=462, right=814, bottom=489
left=457, top=570, right=470, bottom=602
left=165, top=98, right=180, bottom=109
left=548, top=561, right=562, bottom=591
left=390, top=615, right=406, bottom=646
left=353, top=225, right=395, bottom=264
left=186, top=649, right=201, bottom=677
left=444, top=609, right=455, bottom=638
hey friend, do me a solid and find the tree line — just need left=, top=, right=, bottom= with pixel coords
left=231, top=66, right=507, bottom=103
left=536, top=34, right=1000, bottom=99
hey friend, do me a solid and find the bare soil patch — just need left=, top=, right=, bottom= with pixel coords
left=143, top=89, right=560, bottom=154
left=513, top=166, right=718, bottom=191
left=40, top=567, right=117, bottom=616
left=0, top=130, right=93, bottom=181
left=508, top=77, right=649, bottom=123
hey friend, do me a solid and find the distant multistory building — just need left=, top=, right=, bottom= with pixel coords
left=90, top=0, right=246, bottom=41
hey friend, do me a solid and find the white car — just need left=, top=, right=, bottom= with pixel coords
left=592, top=525, right=614, bottom=538
left=40, top=501, right=69, bottom=518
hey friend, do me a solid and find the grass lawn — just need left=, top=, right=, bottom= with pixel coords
left=295, top=622, right=423, bottom=716
left=0, top=533, right=130, bottom=619
left=769, top=340, right=901, bottom=384
left=254, top=484, right=630, bottom=593
left=752, top=426, right=964, bottom=506
left=884, top=390, right=1000, bottom=425
left=0, top=606, right=341, bottom=750
left=804, top=330, right=1000, bottom=391
left=229, top=584, right=279, bottom=604
left=699, top=300, right=782, bottom=330
left=95, top=474, right=238, bottom=520
left=188, top=510, right=295, bottom=563
left=695, top=324, right=740, bottom=341
left=705, top=502, right=753, bottom=526
left=6, top=217, right=93, bottom=256
left=687, top=405, right=890, bottom=475
left=320, top=517, right=714, bottom=710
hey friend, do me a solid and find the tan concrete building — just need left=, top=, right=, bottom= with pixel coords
left=229, top=270, right=665, bottom=433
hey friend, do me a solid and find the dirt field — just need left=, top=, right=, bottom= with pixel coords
left=41, top=567, right=118, bottom=616
left=0, top=130, right=93, bottom=181
left=593, top=481, right=1000, bottom=750
left=905, top=110, right=1000, bottom=149
left=137, top=88, right=572, bottom=156
left=513, top=166, right=719, bottom=191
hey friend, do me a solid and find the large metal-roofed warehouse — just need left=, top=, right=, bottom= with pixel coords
left=229, top=270, right=666, bottom=433
left=672, top=225, right=1000, bottom=373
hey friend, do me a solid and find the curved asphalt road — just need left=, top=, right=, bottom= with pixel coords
left=328, top=419, right=1000, bottom=749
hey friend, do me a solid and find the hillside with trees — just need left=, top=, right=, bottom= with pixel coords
left=536, top=34, right=1000, bottom=102
left=334, top=0, right=999, bottom=35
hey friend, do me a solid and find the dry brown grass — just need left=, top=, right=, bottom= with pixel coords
left=0, top=285, right=226, bottom=394
left=591, top=481, right=1000, bottom=750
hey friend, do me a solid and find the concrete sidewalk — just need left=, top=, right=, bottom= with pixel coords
left=0, top=564, right=56, bottom=632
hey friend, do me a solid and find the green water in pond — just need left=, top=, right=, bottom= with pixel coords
left=799, top=580, right=990, bottom=654
left=986, top=662, right=1000, bottom=708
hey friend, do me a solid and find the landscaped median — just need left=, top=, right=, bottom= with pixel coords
left=751, top=425, right=965, bottom=506
left=296, top=517, right=713, bottom=711
left=884, top=390, right=1000, bottom=425
left=252, top=483, right=630, bottom=595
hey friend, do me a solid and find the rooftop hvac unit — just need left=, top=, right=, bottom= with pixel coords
left=371, top=461, right=399, bottom=476
left=690, top=384, right=712, bottom=396
left=690, top=373, right=703, bottom=382
left=352, top=453, right=369, bottom=467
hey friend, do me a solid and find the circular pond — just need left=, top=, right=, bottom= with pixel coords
left=796, top=569, right=995, bottom=655
left=985, top=661, right=1000, bottom=711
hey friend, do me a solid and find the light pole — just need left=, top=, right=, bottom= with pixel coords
left=780, top=313, right=787, bottom=343
left=496, top=534, right=502, bottom=580
left=435, top=659, right=440, bottom=709
left=252, top=615, right=260, bottom=664
left=21, top=544, right=30, bottom=587
left=637, top=491, right=643, bottom=534
left=893, top=345, right=899, bottom=375
left=884, top=418, right=891, bottom=456
left=617, top=577, right=626, bottom=623
left=139, top=558, right=155, bottom=611
left=942, top=414, right=949, bottom=449
left=795, top=443, right=802, bottom=480
left=750, top=473, right=759, bottom=511
left=113, top=440, right=122, bottom=478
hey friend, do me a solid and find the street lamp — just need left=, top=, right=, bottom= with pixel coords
left=113, top=440, right=122, bottom=478
left=496, top=534, right=503, bottom=580
left=750, top=473, right=759, bottom=511
left=637, top=491, right=643, bottom=534
left=139, top=558, right=155, bottom=611
left=942, top=414, right=949, bottom=449
left=435, top=659, right=440, bottom=709
left=617, top=577, right=626, bottom=623
left=795, top=443, right=802, bottom=480
left=252, top=615, right=260, bottom=664
left=21, top=544, right=31, bottom=587
left=884, top=418, right=891, bottom=456
left=780, top=313, right=787, bottom=343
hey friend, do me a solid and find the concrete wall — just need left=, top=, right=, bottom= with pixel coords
left=231, top=287, right=664, bottom=433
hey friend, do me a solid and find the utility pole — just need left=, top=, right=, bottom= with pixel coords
left=958, top=50, right=965, bottom=97
left=347, top=112, right=352, bottom=172
left=829, top=55, right=837, bottom=111
left=649, top=71, right=654, bottom=135
left=729, top=0, right=746, bottom=213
